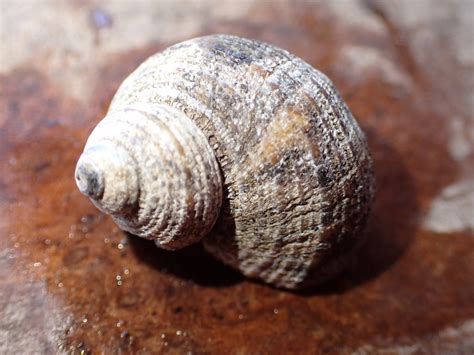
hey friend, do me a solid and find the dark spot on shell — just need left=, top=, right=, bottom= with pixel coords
left=211, top=43, right=252, bottom=64
left=75, top=161, right=105, bottom=199
left=321, top=212, right=333, bottom=226
left=317, top=166, right=331, bottom=187
left=320, top=203, right=335, bottom=227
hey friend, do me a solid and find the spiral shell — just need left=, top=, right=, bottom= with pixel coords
left=76, top=34, right=375, bottom=289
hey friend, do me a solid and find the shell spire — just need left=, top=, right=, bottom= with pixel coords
left=76, top=104, right=223, bottom=250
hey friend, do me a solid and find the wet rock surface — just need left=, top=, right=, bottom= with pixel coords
left=1, top=0, right=473, bottom=353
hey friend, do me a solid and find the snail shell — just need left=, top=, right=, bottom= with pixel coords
left=76, top=34, right=375, bottom=289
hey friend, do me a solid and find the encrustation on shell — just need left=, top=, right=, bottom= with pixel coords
left=75, top=34, right=375, bottom=289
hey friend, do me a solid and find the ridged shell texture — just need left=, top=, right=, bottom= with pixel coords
left=75, top=34, right=375, bottom=289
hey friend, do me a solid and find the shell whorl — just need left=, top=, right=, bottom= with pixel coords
left=76, top=104, right=223, bottom=249
left=76, top=34, right=375, bottom=289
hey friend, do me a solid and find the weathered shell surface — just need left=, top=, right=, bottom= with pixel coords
left=76, top=34, right=375, bottom=289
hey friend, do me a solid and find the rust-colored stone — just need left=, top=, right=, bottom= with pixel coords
left=1, top=0, right=473, bottom=353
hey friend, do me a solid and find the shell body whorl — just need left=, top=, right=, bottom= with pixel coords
left=76, top=34, right=375, bottom=289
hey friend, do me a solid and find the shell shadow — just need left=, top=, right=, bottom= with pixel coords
left=300, top=128, right=418, bottom=295
left=127, top=233, right=243, bottom=288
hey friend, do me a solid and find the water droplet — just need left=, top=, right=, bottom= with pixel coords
left=116, top=275, right=122, bottom=281
left=116, top=320, right=124, bottom=327
left=120, top=331, right=130, bottom=338
left=161, top=333, right=166, bottom=339
left=176, top=330, right=182, bottom=336
left=117, top=237, right=128, bottom=250
left=58, top=282, right=64, bottom=288
left=33, top=262, right=41, bottom=267
left=273, top=308, right=279, bottom=315
left=82, top=318, right=88, bottom=323
left=104, top=237, right=110, bottom=244
left=124, top=268, right=130, bottom=275
left=80, top=215, right=93, bottom=224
